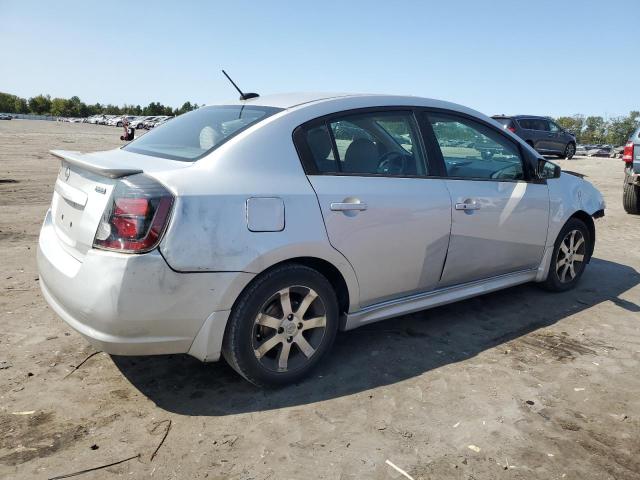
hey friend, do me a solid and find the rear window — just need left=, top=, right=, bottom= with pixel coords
left=492, top=117, right=512, bottom=126
left=124, top=105, right=282, bottom=161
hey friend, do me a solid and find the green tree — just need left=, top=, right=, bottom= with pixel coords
left=50, top=97, right=69, bottom=117
left=28, top=94, right=52, bottom=115
left=14, top=96, right=28, bottom=114
left=104, top=104, right=121, bottom=115
left=582, top=116, right=606, bottom=144
left=555, top=115, right=585, bottom=143
left=175, top=101, right=197, bottom=115
left=606, top=111, right=640, bottom=146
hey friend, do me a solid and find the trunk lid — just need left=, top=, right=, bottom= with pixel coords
left=49, top=148, right=190, bottom=261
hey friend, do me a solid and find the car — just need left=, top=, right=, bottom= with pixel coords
left=106, top=115, right=133, bottom=127
left=586, top=145, right=612, bottom=157
left=492, top=115, right=577, bottom=159
left=142, top=116, right=162, bottom=129
left=37, top=93, right=605, bottom=386
left=0, top=113, right=12, bottom=120
left=623, top=127, right=640, bottom=214
left=144, top=115, right=171, bottom=129
left=89, top=115, right=107, bottom=125
left=131, top=116, right=150, bottom=129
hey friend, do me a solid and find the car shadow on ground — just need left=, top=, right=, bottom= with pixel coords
left=113, top=257, right=639, bottom=416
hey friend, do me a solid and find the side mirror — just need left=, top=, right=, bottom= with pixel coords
left=537, top=158, right=561, bottom=179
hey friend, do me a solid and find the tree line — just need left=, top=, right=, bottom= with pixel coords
left=0, top=91, right=200, bottom=118
left=554, top=112, right=639, bottom=146
left=1, top=91, right=638, bottom=145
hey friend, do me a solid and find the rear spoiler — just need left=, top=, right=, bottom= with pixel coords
left=50, top=150, right=143, bottom=179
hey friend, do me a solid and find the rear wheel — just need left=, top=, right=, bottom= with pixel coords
left=542, top=218, right=590, bottom=292
left=623, top=172, right=640, bottom=214
left=564, top=142, right=576, bottom=159
left=222, top=264, right=339, bottom=387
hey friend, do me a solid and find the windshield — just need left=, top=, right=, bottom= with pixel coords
left=124, top=105, right=282, bottom=161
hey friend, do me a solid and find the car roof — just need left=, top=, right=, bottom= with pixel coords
left=212, top=92, right=490, bottom=120
left=492, top=114, right=552, bottom=120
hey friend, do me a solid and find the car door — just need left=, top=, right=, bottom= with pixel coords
left=425, top=111, right=550, bottom=287
left=546, top=120, right=566, bottom=153
left=293, top=109, right=452, bottom=307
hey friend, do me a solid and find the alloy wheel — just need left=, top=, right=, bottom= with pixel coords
left=555, top=229, right=585, bottom=283
left=566, top=143, right=575, bottom=158
left=252, top=286, right=327, bottom=373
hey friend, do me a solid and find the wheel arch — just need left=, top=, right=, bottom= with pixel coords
left=569, top=210, right=595, bottom=262
left=233, top=256, right=355, bottom=319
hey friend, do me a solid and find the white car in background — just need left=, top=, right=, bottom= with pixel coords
left=142, top=116, right=161, bottom=129
left=145, top=115, right=171, bottom=129
left=131, top=116, right=150, bottom=129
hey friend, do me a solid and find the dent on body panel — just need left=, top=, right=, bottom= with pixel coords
left=546, top=174, right=601, bottom=246
left=162, top=196, right=255, bottom=271
left=417, top=233, right=450, bottom=290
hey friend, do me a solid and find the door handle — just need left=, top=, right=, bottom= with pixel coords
left=455, top=200, right=481, bottom=211
left=330, top=201, right=368, bottom=212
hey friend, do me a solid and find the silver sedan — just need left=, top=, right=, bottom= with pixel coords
left=37, top=93, right=605, bottom=386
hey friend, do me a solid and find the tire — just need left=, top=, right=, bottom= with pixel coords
left=116, top=122, right=122, bottom=127
left=563, top=142, right=576, bottom=159
left=542, top=218, right=591, bottom=292
left=623, top=173, right=640, bottom=214
left=222, top=264, right=339, bottom=387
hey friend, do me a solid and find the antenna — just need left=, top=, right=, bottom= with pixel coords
left=221, top=70, right=259, bottom=101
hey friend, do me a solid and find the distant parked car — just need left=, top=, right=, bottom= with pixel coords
left=142, top=116, right=162, bottom=129
left=492, top=115, right=576, bottom=159
left=586, top=145, right=612, bottom=157
left=612, top=146, right=625, bottom=158
left=144, top=115, right=171, bottom=129
left=623, top=127, right=640, bottom=214
left=0, top=113, right=13, bottom=120
left=575, top=145, right=589, bottom=156
left=132, top=116, right=150, bottom=129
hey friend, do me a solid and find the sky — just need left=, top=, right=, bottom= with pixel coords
left=1, top=0, right=637, bottom=118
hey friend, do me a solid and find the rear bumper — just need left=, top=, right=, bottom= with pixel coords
left=38, top=209, right=254, bottom=360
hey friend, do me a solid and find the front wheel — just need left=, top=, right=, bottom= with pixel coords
left=222, top=264, right=339, bottom=387
left=542, top=218, right=591, bottom=292
left=564, top=142, right=576, bottom=159
left=623, top=173, right=640, bottom=214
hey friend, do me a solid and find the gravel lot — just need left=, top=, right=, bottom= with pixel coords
left=1, top=120, right=639, bottom=480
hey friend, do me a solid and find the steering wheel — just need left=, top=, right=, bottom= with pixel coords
left=377, top=151, right=408, bottom=175
left=490, top=164, right=520, bottom=180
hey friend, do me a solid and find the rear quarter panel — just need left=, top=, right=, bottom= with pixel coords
left=153, top=112, right=361, bottom=311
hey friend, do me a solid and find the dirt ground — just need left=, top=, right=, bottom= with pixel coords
left=1, top=120, right=639, bottom=480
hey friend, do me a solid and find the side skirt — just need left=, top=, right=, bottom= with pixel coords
left=344, top=269, right=538, bottom=330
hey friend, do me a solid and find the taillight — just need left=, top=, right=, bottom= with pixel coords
left=623, top=141, right=634, bottom=164
left=94, top=174, right=173, bottom=253
left=507, top=124, right=516, bottom=133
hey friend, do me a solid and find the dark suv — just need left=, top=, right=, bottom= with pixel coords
left=492, top=115, right=576, bottom=159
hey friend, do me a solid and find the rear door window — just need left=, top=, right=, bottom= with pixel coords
left=296, top=111, right=428, bottom=176
left=517, top=119, right=533, bottom=130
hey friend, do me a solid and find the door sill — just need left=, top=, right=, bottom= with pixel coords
left=344, top=269, right=538, bottom=330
